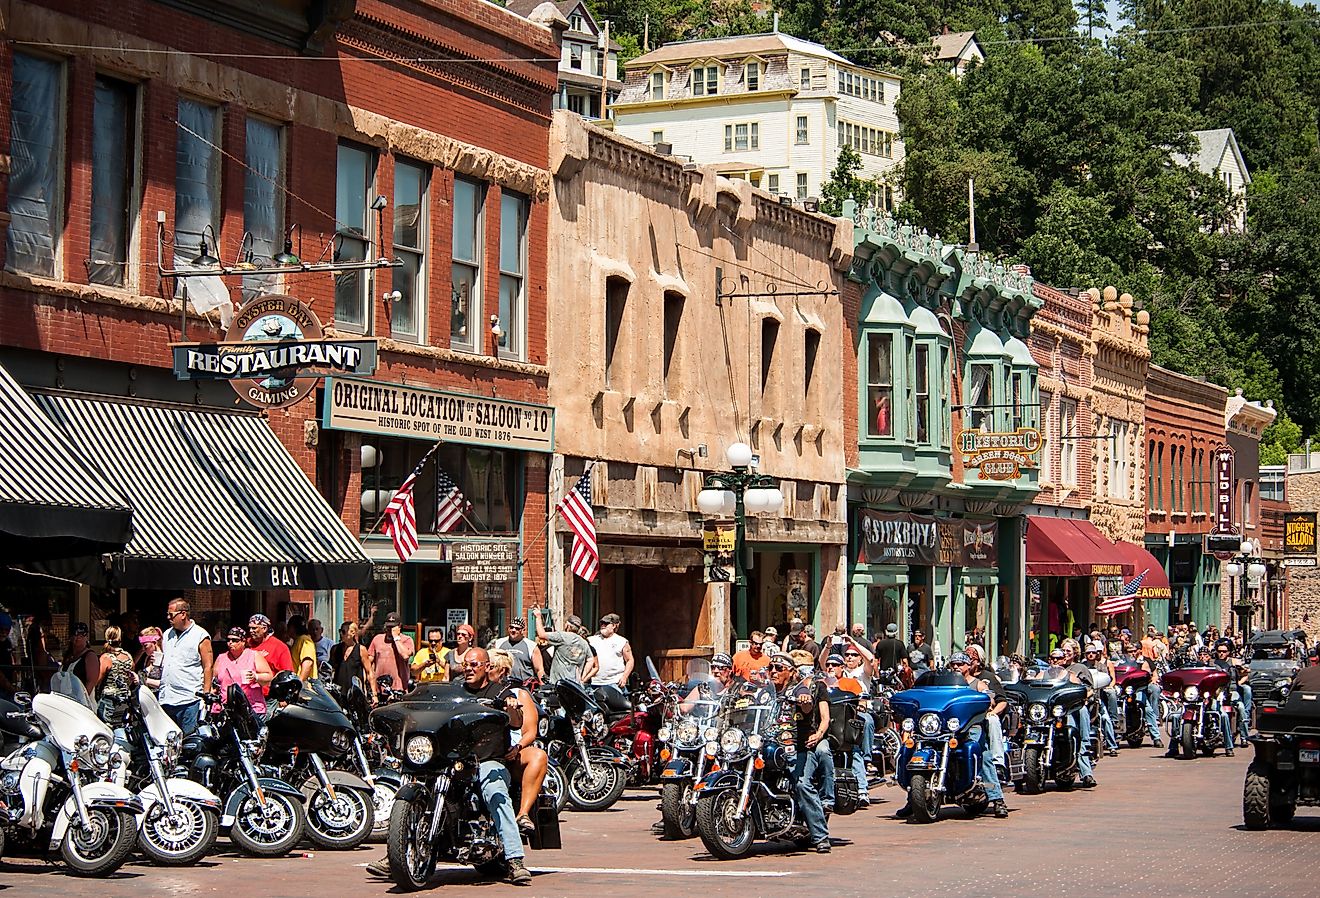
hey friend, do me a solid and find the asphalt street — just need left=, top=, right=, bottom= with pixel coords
left=3, top=747, right=1316, bottom=897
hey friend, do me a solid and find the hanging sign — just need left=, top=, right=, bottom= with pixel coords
left=857, top=510, right=939, bottom=565
left=1284, top=512, right=1317, bottom=557
left=1211, top=446, right=1238, bottom=536
left=171, top=293, right=378, bottom=409
left=960, top=428, right=1042, bottom=480
left=703, top=520, right=736, bottom=583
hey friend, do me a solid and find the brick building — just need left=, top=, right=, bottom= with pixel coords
left=1220, top=391, right=1279, bottom=635
left=0, top=0, right=558, bottom=650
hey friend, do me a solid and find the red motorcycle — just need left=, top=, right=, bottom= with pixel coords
left=1114, top=662, right=1153, bottom=748
left=593, top=662, right=674, bottom=787
left=1162, top=666, right=1235, bottom=759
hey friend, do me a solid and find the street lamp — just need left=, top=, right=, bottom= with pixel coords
left=1227, top=538, right=1266, bottom=639
left=696, top=442, right=784, bottom=645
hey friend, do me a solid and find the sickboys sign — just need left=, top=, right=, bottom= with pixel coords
left=172, top=294, right=378, bottom=409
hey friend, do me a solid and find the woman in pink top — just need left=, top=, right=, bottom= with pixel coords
left=213, top=626, right=274, bottom=715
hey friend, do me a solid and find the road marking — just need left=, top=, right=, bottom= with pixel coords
left=356, top=863, right=793, bottom=878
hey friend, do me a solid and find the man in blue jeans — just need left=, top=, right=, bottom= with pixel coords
left=769, top=653, right=831, bottom=852
left=158, top=599, right=213, bottom=735
left=1056, top=643, right=1098, bottom=788
left=1215, top=642, right=1252, bottom=746
left=950, top=652, right=1009, bottom=818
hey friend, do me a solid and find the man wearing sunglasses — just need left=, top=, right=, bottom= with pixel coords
left=949, top=652, right=1009, bottom=818
left=768, top=652, right=832, bottom=852
left=1210, top=641, right=1250, bottom=750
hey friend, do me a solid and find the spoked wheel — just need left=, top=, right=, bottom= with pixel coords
left=660, top=781, right=697, bottom=839
left=875, top=729, right=902, bottom=777
left=543, top=764, right=568, bottom=814
left=61, top=807, right=137, bottom=877
left=566, top=761, right=626, bottom=812
left=138, top=799, right=220, bottom=866
left=386, top=795, right=436, bottom=891
left=695, top=791, right=756, bottom=859
left=369, top=779, right=399, bottom=841
left=1021, top=747, right=1044, bottom=795
left=908, top=774, right=938, bottom=824
left=305, top=785, right=373, bottom=849
left=229, top=789, right=306, bottom=857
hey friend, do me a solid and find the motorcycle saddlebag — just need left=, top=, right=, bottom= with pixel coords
left=528, top=792, right=562, bottom=851
left=832, top=770, right=861, bottom=816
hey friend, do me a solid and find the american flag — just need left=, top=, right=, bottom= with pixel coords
left=434, top=466, right=470, bottom=534
left=557, top=463, right=598, bottom=582
left=1097, top=569, right=1145, bottom=615
left=1029, top=578, right=1042, bottom=598
left=381, top=443, right=440, bottom=562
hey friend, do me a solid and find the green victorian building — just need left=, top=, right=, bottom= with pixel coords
left=844, top=201, right=1042, bottom=659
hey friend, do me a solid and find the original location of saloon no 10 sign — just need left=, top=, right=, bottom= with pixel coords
left=171, top=294, right=378, bottom=408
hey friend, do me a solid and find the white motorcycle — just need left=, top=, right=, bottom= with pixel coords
left=0, top=680, right=142, bottom=876
left=126, top=685, right=222, bottom=864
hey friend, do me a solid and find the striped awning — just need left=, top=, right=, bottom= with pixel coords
left=31, top=392, right=372, bottom=590
left=0, top=363, right=132, bottom=560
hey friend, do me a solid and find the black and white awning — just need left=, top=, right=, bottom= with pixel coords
left=31, top=391, right=372, bottom=590
left=0, top=363, right=132, bottom=560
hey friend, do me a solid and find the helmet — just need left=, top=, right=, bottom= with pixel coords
left=268, top=670, right=303, bottom=704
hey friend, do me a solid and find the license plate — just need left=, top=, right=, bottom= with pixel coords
left=1300, top=749, right=1319, bottom=764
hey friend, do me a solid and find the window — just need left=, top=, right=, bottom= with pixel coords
left=1059, top=397, right=1078, bottom=486
left=767, top=173, right=780, bottom=194
left=391, top=159, right=428, bottom=342
left=838, top=69, right=845, bottom=93
left=450, top=177, right=483, bottom=351
left=604, top=276, right=628, bottom=387
left=804, top=328, right=821, bottom=401
left=905, top=335, right=916, bottom=439
left=1156, top=442, right=1165, bottom=510
left=939, top=345, right=951, bottom=448
left=89, top=76, right=136, bottom=287
left=866, top=333, right=893, bottom=438
left=1148, top=441, right=1156, bottom=508
left=174, top=98, right=220, bottom=276
left=800, top=67, right=811, bottom=90
left=334, top=142, right=373, bottom=331
left=568, top=12, right=585, bottom=31
left=692, top=65, right=719, bottom=96
left=796, top=115, right=809, bottom=144
left=6, top=54, right=63, bottom=277
left=650, top=71, right=665, bottom=100
left=242, top=117, right=283, bottom=301
left=915, top=344, right=930, bottom=444
left=568, top=94, right=587, bottom=116
left=498, top=191, right=528, bottom=358
left=725, top=122, right=758, bottom=151
left=570, top=44, right=583, bottom=70
left=652, top=131, right=665, bottom=145
left=735, top=124, right=749, bottom=150
left=1107, top=420, right=1130, bottom=499
left=967, top=363, right=994, bottom=430
left=877, top=80, right=886, bottom=103
left=796, top=173, right=808, bottom=199
left=1261, top=468, right=1286, bottom=502
left=1011, top=372, right=1026, bottom=430
left=1040, top=391, right=1055, bottom=480
left=760, top=318, right=779, bottom=396
left=745, top=61, right=759, bottom=91
left=663, top=291, right=684, bottom=393
left=361, top=440, right=517, bottom=535
left=1243, top=480, right=1255, bottom=526
left=1191, top=448, right=1200, bottom=512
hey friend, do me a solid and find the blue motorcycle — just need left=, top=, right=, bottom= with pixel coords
left=891, top=671, right=992, bottom=823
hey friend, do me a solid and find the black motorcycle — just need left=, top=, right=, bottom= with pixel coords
left=264, top=673, right=376, bottom=849
left=536, top=679, right=630, bottom=811
left=1004, top=668, right=1089, bottom=793
left=185, top=684, right=307, bottom=857
left=371, top=683, right=562, bottom=890
left=329, top=676, right=404, bottom=841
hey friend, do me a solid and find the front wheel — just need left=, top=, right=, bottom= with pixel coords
left=138, top=799, right=219, bottom=866
left=386, top=795, right=437, bottom=891
left=908, top=774, right=937, bottom=824
left=61, top=807, right=137, bottom=877
left=695, top=791, right=756, bottom=860
left=543, top=763, right=568, bottom=814
left=305, top=785, right=373, bottom=850
left=1180, top=721, right=1197, bottom=761
left=660, top=781, right=696, bottom=840
left=229, top=788, right=306, bottom=857
left=566, top=760, right=626, bottom=812
left=1021, top=747, right=1044, bottom=795
left=369, top=779, right=399, bottom=841
left=1243, top=763, right=1272, bottom=830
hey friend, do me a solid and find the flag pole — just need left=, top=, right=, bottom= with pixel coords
left=363, top=439, right=443, bottom=541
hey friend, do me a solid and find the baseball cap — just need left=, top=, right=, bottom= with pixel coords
left=383, top=612, right=401, bottom=625
left=764, top=626, right=779, bottom=638
left=826, top=654, right=845, bottom=666
left=249, top=614, right=272, bottom=628
left=949, top=651, right=972, bottom=666
left=600, top=613, right=621, bottom=626
left=885, top=623, right=899, bottom=637
left=711, top=652, right=733, bottom=667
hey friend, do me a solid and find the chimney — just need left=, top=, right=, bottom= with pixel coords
left=773, top=11, right=779, bottom=32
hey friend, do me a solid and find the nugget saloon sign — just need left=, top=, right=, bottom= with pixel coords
left=171, top=294, right=378, bottom=409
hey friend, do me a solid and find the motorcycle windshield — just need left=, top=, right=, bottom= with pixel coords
left=48, top=670, right=96, bottom=711
left=32, top=691, right=113, bottom=752
left=555, top=679, right=598, bottom=718
left=137, top=684, right=181, bottom=747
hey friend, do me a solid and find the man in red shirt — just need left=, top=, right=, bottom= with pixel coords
left=247, top=614, right=293, bottom=676
left=732, top=631, right=772, bottom=681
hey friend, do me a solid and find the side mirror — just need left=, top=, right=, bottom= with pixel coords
left=12, top=691, right=32, bottom=709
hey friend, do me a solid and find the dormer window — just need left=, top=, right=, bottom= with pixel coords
left=569, top=12, right=585, bottom=31
left=745, top=61, right=760, bottom=91
left=649, top=70, right=665, bottom=100
left=692, top=64, right=719, bottom=96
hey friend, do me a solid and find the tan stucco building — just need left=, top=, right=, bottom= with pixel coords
left=545, top=112, right=852, bottom=672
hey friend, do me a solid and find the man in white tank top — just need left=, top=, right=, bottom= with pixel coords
left=588, top=613, right=634, bottom=688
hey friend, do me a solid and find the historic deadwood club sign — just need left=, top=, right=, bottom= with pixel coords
left=172, top=294, right=378, bottom=408
left=959, top=428, right=1042, bottom=481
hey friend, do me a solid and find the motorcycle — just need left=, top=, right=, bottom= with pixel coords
left=185, top=684, right=307, bottom=856
left=596, top=658, right=671, bottom=788
left=371, top=682, right=562, bottom=890
left=891, top=671, right=993, bottom=823
left=536, top=679, right=630, bottom=811
left=329, top=675, right=404, bottom=840
left=656, top=661, right=722, bottom=839
left=0, top=681, right=142, bottom=876
left=1114, top=661, right=1153, bottom=748
left=264, top=673, right=376, bottom=849
left=1161, top=666, right=1234, bottom=758
left=1005, top=667, right=1089, bottom=793
left=124, top=685, right=222, bottom=865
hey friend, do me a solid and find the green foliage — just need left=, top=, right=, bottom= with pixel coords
left=820, top=145, right=878, bottom=216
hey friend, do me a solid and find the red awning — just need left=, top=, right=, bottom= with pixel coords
left=1115, top=541, right=1173, bottom=599
left=1026, top=516, right=1134, bottom=579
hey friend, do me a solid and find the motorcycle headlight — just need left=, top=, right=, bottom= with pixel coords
left=705, top=741, right=720, bottom=756
left=405, top=735, right=434, bottom=765
left=1125, top=686, right=1134, bottom=696
left=703, top=726, right=721, bottom=742
left=720, top=728, right=748, bottom=756
left=657, top=725, right=672, bottom=742
left=947, top=717, right=961, bottom=733
left=1052, top=705, right=1065, bottom=719
left=331, top=729, right=352, bottom=753
left=88, top=734, right=112, bottom=769
left=901, top=717, right=915, bottom=733
left=1028, top=703, right=1047, bottom=723
left=1183, top=686, right=1200, bottom=702
left=918, top=713, right=942, bottom=737
left=676, top=720, right=701, bottom=746
left=747, top=733, right=763, bottom=750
